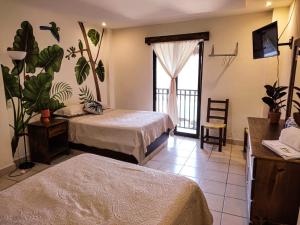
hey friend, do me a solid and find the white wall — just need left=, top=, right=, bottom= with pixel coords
left=0, top=1, right=111, bottom=169
left=110, top=12, right=277, bottom=141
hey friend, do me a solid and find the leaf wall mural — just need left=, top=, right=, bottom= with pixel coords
left=79, top=86, right=95, bottom=103
left=66, top=22, right=105, bottom=102
left=11, top=21, right=39, bottom=74
left=1, top=20, right=72, bottom=157
left=37, top=44, right=64, bottom=76
left=75, top=56, right=90, bottom=85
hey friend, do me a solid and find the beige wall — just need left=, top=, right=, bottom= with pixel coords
left=0, top=1, right=111, bottom=169
left=110, top=12, right=277, bottom=141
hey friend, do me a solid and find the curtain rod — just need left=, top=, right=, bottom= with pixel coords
left=145, top=32, right=209, bottom=45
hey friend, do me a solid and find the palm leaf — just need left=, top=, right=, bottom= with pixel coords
left=50, top=82, right=72, bottom=102
left=79, top=86, right=95, bottom=104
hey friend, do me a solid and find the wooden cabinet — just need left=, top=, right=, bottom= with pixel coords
left=28, top=119, right=69, bottom=164
left=247, top=118, right=300, bottom=225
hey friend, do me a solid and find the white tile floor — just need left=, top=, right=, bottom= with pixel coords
left=0, top=135, right=248, bottom=225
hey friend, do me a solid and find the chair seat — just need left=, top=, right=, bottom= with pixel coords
left=203, top=122, right=226, bottom=129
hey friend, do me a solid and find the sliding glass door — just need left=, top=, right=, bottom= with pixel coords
left=153, top=42, right=204, bottom=138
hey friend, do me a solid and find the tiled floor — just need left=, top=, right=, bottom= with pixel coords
left=0, top=135, right=247, bottom=225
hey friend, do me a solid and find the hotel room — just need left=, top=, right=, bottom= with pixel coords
left=0, top=0, right=300, bottom=224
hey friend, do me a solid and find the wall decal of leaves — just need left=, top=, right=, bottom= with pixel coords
left=37, top=44, right=64, bottom=76
left=11, top=21, right=39, bottom=74
left=96, top=60, right=105, bottom=82
left=23, top=73, right=52, bottom=114
left=75, top=56, right=90, bottom=85
left=1, top=65, right=21, bottom=101
left=87, top=29, right=100, bottom=46
left=51, top=82, right=72, bottom=102
left=79, top=86, right=95, bottom=103
left=66, top=22, right=105, bottom=101
left=2, top=20, right=71, bottom=157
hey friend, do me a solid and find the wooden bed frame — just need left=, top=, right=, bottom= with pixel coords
left=69, top=131, right=170, bottom=164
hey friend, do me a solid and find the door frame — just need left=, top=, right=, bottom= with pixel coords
left=153, top=42, right=204, bottom=138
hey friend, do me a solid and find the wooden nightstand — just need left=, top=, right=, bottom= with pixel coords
left=28, top=119, right=69, bottom=164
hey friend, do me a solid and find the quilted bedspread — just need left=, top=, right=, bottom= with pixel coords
left=0, top=154, right=212, bottom=225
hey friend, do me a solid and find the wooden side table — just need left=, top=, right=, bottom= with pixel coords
left=28, top=119, right=69, bottom=164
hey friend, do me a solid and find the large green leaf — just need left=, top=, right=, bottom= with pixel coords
left=87, top=29, right=100, bottom=46
left=1, top=65, right=21, bottom=101
left=23, top=73, right=52, bottom=113
left=95, top=60, right=105, bottom=82
left=75, top=56, right=90, bottom=85
left=37, top=45, right=64, bottom=76
left=11, top=21, right=39, bottom=74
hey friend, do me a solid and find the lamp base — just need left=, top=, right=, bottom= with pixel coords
left=18, top=161, right=35, bottom=170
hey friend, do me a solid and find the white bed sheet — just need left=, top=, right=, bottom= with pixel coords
left=68, top=109, right=174, bottom=163
left=0, top=154, right=213, bottom=225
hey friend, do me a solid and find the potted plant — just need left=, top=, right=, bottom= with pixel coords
left=293, top=87, right=300, bottom=126
left=262, top=82, right=287, bottom=124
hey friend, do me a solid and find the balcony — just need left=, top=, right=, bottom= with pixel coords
left=155, top=88, right=198, bottom=134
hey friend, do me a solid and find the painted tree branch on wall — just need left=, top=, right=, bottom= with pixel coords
left=66, top=22, right=105, bottom=102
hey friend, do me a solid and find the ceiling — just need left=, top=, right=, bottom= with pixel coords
left=15, top=0, right=292, bottom=28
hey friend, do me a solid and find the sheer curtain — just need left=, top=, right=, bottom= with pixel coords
left=153, top=40, right=200, bottom=125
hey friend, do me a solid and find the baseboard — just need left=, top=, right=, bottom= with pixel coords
left=227, top=139, right=244, bottom=146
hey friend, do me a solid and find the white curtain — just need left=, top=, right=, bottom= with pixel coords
left=153, top=40, right=200, bottom=125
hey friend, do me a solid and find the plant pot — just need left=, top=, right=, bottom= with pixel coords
left=41, top=109, right=50, bottom=124
left=293, top=112, right=300, bottom=126
left=268, top=112, right=281, bottom=124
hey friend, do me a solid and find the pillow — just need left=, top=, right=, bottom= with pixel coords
left=83, top=100, right=103, bottom=115
left=53, top=104, right=86, bottom=117
left=279, top=127, right=300, bottom=152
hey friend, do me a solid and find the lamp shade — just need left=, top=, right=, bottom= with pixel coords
left=7, top=50, right=26, bottom=60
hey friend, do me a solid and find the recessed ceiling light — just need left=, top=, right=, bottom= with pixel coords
left=102, top=22, right=107, bottom=27
left=266, top=1, right=272, bottom=7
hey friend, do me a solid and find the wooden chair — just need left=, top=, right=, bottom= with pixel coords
left=200, top=98, right=229, bottom=152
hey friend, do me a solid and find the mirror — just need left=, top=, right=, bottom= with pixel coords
left=286, top=38, right=300, bottom=123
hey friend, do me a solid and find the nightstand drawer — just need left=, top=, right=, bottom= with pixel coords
left=48, top=123, right=67, bottom=138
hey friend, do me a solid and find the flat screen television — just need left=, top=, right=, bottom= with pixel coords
left=252, top=21, right=279, bottom=59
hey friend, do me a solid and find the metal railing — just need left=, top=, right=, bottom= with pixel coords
left=156, top=88, right=198, bottom=130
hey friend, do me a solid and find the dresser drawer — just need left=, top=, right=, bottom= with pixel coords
left=48, top=123, right=67, bottom=138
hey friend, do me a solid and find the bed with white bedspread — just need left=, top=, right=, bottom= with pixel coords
left=0, top=154, right=212, bottom=225
left=68, top=109, right=174, bottom=163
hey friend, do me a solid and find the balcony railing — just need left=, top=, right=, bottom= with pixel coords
left=156, top=88, right=198, bottom=131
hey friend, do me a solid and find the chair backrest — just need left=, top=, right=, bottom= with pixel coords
left=206, top=98, right=229, bottom=125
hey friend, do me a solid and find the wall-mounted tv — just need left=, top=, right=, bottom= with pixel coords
left=252, top=21, right=279, bottom=59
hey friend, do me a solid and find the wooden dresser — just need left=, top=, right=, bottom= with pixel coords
left=247, top=117, right=300, bottom=225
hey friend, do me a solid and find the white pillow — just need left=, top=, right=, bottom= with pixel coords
left=279, top=127, right=300, bottom=152
left=53, top=104, right=86, bottom=117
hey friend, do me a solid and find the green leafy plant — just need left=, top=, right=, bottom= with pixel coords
left=262, top=81, right=288, bottom=112
left=66, top=22, right=105, bottom=101
left=1, top=21, right=71, bottom=156
left=293, top=87, right=300, bottom=112
left=79, top=86, right=95, bottom=104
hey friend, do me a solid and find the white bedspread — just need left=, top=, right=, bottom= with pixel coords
left=68, top=109, right=174, bottom=163
left=0, top=154, right=212, bottom=225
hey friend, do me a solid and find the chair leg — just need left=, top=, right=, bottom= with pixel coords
left=206, top=128, right=209, bottom=142
left=218, top=128, right=223, bottom=152
left=200, top=126, right=204, bottom=149
left=223, top=127, right=227, bottom=146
